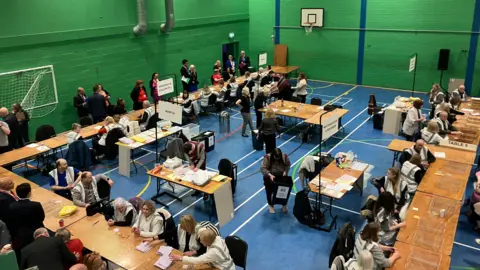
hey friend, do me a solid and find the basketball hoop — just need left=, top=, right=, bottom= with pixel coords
left=304, top=22, right=313, bottom=35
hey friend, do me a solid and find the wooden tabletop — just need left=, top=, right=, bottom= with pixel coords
left=68, top=214, right=215, bottom=270
left=389, top=241, right=451, bottom=270
left=305, top=108, right=349, bottom=125
left=262, top=100, right=325, bottom=120
left=147, top=167, right=231, bottom=195
left=396, top=192, right=460, bottom=255
left=271, top=66, right=300, bottom=74
left=308, top=161, right=366, bottom=199
left=0, top=167, right=39, bottom=187
left=387, top=139, right=476, bottom=165
left=417, top=160, right=471, bottom=201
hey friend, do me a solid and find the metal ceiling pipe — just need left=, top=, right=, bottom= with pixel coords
left=160, top=0, right=175, bottom=33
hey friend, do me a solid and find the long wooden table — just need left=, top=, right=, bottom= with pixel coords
left=387, top=139, right=477, bottom=165
left=68, top=214, right=215, bottom=270
left=417, top=160, right=471, bottom=201
left=271, top=66, right=300, bottom=77
left=396, top=192, right=461, bottom=256
left=389, top=241, right=451, bottom=270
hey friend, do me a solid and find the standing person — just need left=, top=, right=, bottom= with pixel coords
left=130, top=80, right=148, bottom=111
left=12, top=103, right=30, bottom=145
left=74, top=87, right=89, bottom=119
left=49, top=158, right=81, bottom=199
left=180, top=59, right=191, bottom=91
left=236, top=89, right=254, bottom=137
left=429, top=84, right=445, bottom=119
left=254, top=89, right=268, bottom=128
left=225, top=55, right=236, bottom=75
left=212, top=69, right=222, bottom=85
left=96, top=84, right=111, bottom=108
left=258, top=109, right=281, bottom=154
left=20, top=228, right=78, bottom=270
left=213, top=60, right=222, bottom=72
left=2, top=107, right=20, bottom=149
left=239, top=50, right=251, bottom=76
left=0, top=109, right=11, bottom=154
left=149, top=72, right=160, bottom=103
left=401, top=99, right=425, bottom=141
left=292, top=72, right=308, bottom=103
left=189, top=65, right=199, bottom=92
left=184, top=141, right=206, bottom=197
left=260, top=148, right=291, bottom=214
left=88, top=85, right=107, bottom=124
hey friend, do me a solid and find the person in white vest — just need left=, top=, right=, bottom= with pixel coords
left=400, top=154, right=425, bottom=197
left=96, top=116, right=122, bottom=147
left=132, top=200, right=171, bottom=238
left=373, top=192, right=406, bottom=245
left=71, top=172, right=114, bottom=207
left=402, top=139, right=436, bottom=168
left=170, top=229, right=235, bottom=270
left=342, top=250, right=374, bottom=270
left=421, top=120, right=443, bottom=145
left=428, top=83, right=444, bottom=118
left=452, top=85, right=468, bottom=101
left=371, top=168, right=408, bottom=213
left=66, top=123, right=83, bottom=146
left=49, top=159, right=81, bottom=199
left=401, top=99, right=425, bottom=141
left=435, top=111, right=462, bottom=138
left=138, top=101, right=154, bottom=131
left=106, top=197, right=137, bottom=227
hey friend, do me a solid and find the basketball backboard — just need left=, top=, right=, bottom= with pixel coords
left=301, top=8, right=324, bottom=27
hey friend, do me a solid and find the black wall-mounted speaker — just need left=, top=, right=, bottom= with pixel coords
left=437, top=49, right=450, bottom=71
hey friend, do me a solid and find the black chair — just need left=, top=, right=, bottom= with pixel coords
left=79, top=116, right=93, bottom=127
left=35, top=125, right=56, bottom=141
left=145, top=114, right=159, bottom=130
left=223, top=89, right=232, bottom=107
left=203, top=94, right=217, bottom=113
left=218, top=158, right=237, bottom=195
left=105, top=128, right=125, bottom=160
left=97, top=178, right=111, bottom=200
left=311, top=98, right=322, bottom=106
left=225, top=235, right=248, bottom=269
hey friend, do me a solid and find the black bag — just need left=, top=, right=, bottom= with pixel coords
left=252, top=130, right=263, bottom=150
left=276, top=117, right=284, bottom=126
left=328, top=222, right=356, bottom=267
left=270, top=176, right=293, bottom=205
left=373, top=112, right=384, bottom=130
left=293, top=189, right=325, bottom=227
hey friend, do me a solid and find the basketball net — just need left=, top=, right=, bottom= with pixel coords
left=304, top=23, right=313, bottom=35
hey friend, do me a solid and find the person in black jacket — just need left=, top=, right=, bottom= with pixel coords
left=189, top=65, right=199, bottom=92
left=87, top=85, right=107, bottom=124
left=9, top=183, right=45, bottom=258
left=73, top=87, right=89, bottom=119
left=12, top=103, right=30, bottom=145
left=2, top=109, right=20, bottom=149
left=180, top=59, right=191, bottom=91
left=130, top=80, right=148, bottom=111
left=21, top=227, right=77, bottom=270
left=112, top=98, right=127, bottom=115
left=0, top=177, right=17, bottom=229
left=260, top=71, right=274, bottom=87
left=254, top=88, right=268, bottom=128
left=239, top=50, right=251, bottom=75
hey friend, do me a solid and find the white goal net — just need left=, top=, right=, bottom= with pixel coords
left=0, top=65, right=58, bottom=118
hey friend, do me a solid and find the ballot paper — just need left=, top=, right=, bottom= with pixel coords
left=26, top=143, right=39, bottom=148
left=157, top=246, right=173, bottom=256
left=129, top=142, right=144, bottom=148
left=36, top=145, right=50, bottom=152
left=154, top=255, right=173, bottom=269
left=94, top=126, right=102, bottom=130
left=434, top=152, right=446, bottom=158
left=310, top=177, right=332, bottom=187
left=336, top=174, right=357, bottom=185
left=462, top=109, right=474, bottom=112
left=472, top=113, right=480, bottom=116
left=136, top=242, right=152, bottom=253
left=351, top=161, right=369, bottom=171
left=119, top=137, right=134, bottom=145
left=334, top=183, right=353, bottom=191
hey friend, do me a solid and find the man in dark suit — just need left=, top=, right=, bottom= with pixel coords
left=180, top=59, right=191, bottom=91
left=0, top=177, right=18, bottom=228
left=10, top=183, right=45, bottom=253
left=87, top=85, right=107, bottom=124
left=21, top=227, right=77, bottom=270
left=239, top=50, right=251, bottom=75
left=73, top=87, right=89, bottom=119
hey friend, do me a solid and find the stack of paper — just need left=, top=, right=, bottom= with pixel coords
left=157, top=246, right=173, bottom=256
left=154, top=255, right=173, bottom=269
left=136, top=242, right=152, bottom=253
left=26, top=143, right=39, bottom=148
left=131, top=135, right=146, bottom=143
left=119, top=137, right=134, bottom=145
left=336, top=174, right=357, bottom=185
left=94, top=126, right=102, bottom=130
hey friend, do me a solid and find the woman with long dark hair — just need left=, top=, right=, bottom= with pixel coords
left=130, top=80, right=148, bottom=110
left=260, top=148, right=291, bottom=214
left=373, top=192, right=406, bottom=246
left=149, top=73, right=160, bottom=102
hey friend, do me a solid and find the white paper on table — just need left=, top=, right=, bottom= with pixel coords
left=434, top=152, right=446, bottom=158
left=272, top=108, right=279, bottom=112
left=351, top=161, right=369, bottom=171
left=336, top=174, right=357, bottom=184
left=462, top=108, right=474, bottom=112
left=317, top=106, right=323, bottom=110
left=326, top=184, right=336, bottom=190
left=94, top=126, right=102, bottom=130
left=119, top=137, right=134, bottom=145
left=472, top=97, right=480, bottom=101
left=26, top=143, right=39, bottom=148
left=36, top=145, right=50, bottom=152
left=471, top=113, right=480, bottom=116
left=280, top=109, right=291, bottom=113
left=157, top=246, right=173, bottom=256
left=135, top=242, right=152, bottom=253
left=154, top=255, right=173, bottom=269
left=334, top=183, right=353, bottom=191
left=129, top=142, right=144, bottom=148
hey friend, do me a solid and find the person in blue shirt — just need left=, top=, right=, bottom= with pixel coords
left=49, top=158, right=81, bottom=200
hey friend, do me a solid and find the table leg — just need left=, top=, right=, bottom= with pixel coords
left=392, top=152, right=398, bottom=167
left=150, top=178, right=183, bottom=207
left=118, top=145, right=131, bottom=177
left=131, top=149, right=138, bottom=174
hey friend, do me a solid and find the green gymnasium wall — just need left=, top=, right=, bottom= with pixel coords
left=253, top=0, right=480, bottom=95
left=0, top=0, right=249, bottom=134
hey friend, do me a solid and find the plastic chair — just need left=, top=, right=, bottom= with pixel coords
left=225, top=235, right=248, bottom=269
left=79, top=116, right=93, bottom=127
left=97, top=178, right=111, bottom=200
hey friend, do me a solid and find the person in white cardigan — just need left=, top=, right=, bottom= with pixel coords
left=132, top=200, right=171, bottom=238
left=170, top=229, right=235, bottom=270
left=421, top=120, right=443, bottom=145
left=292, top=72, right=308, bottom=103
left=401, top=99, right=425, bottom=141
left=71, top=172, right=114, bottom=207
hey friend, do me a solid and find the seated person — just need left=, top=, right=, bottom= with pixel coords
left=83, top=252, right=107, bottom=270
left=343, top=250, right=374, bottom=270
left=105, top=197, right=137, bottom=227
left=49, top=158, right=81, bottom=199
left=112, top=98, right=127, bottom=115
left=170, top=229, right=235, bottom=270
left=370, top=168, right=408, bottom=213
left=402, top=139, right=436, bottom=167
left=434, top=101, right=464, bottom=122
left=435, top=111, right=462, bottom=138
left=132, top=200, right=171, bottom=238
left=421, top=120, right=443, bottom=145
left=353, top=222, right=401, bottom=269
left=55, top=228, right=84, bottom=264
left=212, top=69, right=222, bottom=85
left=452, top=85, right=468, bottom=101
left=470, top=172, right=480, bottom=231
left=373, top=192, right=406, bottom=246
left=66, top=123, right=83, bottom=145
left=199, top=86, right=217, bottom=114
left=400, top=154, right=425, bottom=197
left=139, top=100, right=154, bottom=131
left=71, top=172, right=114, bottom=207
left=93, top=116, right=122, bottom=155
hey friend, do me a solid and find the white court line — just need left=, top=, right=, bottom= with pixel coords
left=309, top=93, right=342, bottom=98
left=104, top=152, right=153, bottom=174
left=341, top=99, right=353, bottom=107
left=331, top=136, right=388, bottom=149
left=173, top=197, right=203, bottom=218
left=290, top=193, right=361, bottom=215
left=454, top=241, right=480, bottom=252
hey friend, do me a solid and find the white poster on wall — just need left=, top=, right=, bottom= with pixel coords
left=259, top=53, right=268, bottom=66
left=157, top=100, right=182, bottom=124
left=409, top=56, right=416, bottom=72
left=157, top=78, right=175, bottom=96
left=322, top=114, right=339, bottom=140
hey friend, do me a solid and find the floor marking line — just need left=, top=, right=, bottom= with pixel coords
left=173, top=197, right=203, bottom=218
left=453, top=241, right=480, bottom=252
left=331, top=137, right=388, bottom=149
left=341, top=99, right=353, bottom=107
left=307, top=79, right=430, bottom=94
left=103, top=152, right=153, bottom=174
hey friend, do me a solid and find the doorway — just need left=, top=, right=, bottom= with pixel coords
left=222, top=42, right=239, bottom=72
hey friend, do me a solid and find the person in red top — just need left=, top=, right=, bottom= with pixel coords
left=55, top=228, right=84, bottom=264
left=130, top=80, right=148, bottom=110
left=211, top=69, right=222, bottom=86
